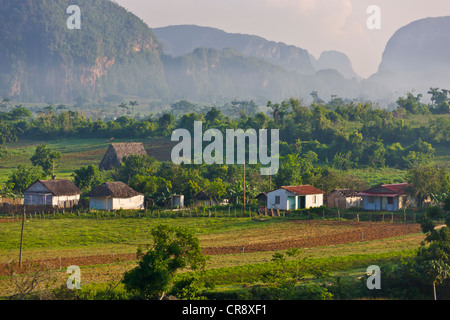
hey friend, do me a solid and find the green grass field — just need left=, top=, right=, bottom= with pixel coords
left=0, top=131, right=445, bottom=300
left=0, top=215, right=426, bottom=299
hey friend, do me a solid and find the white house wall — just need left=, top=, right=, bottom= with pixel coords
left=52, top=195, right=80, bottom=207
left=305, top=194, right=323, bottom=209
left=90, top=196, right=144, bottom=211
left=112, top=195, right=145, bottom=210
left=267, top=189, right=292, bottom=210
left=267, top=189, right=323, bottom=210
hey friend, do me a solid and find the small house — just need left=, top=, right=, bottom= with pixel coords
left=194, top=191, right=228, bottom=206
left=99, top=143, right=148, bottom=171
left=24, top=179, right=82, bottom=208
left=357, top=183, right=416, bottom=211
left=327, top=189, right=362, bottom=209
left=170, top=194, right=184, bottom=209
left=255, top=192, right=268, bottom=205
left=87, top=181, right=144, bottom=211
left=267, top=185, right=325, bottom=211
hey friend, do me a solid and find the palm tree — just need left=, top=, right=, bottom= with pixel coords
left=129, top=101, right=139, bottom=118
left=118, top=102, right=128, bottom=117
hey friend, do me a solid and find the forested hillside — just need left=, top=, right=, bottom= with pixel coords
left=0, top=0, right=168, bottom=103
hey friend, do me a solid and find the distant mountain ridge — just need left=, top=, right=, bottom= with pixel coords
left=0, top=0, right=448, bottom=106
left=153, top=25, right=360, bottom=80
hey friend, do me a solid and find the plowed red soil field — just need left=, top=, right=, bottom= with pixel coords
left=0, top=221, right=421, bottom=276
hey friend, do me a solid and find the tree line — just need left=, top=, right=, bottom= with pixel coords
left=1, top=90, right=449, bottom=206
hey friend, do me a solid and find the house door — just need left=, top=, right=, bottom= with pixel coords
left=288, top=196, right=296, bottom=210
left=298, top=196, right=306, bottom=209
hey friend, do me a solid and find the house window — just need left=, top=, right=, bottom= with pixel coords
left=312, top=195, right=317, bottom=204
left=368, top=196, right=375, bottom=204
left=387, top=197, right=394, bottom=205
left=275, top=196, right=281, bottom=205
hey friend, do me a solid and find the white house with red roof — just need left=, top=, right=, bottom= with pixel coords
left=357, top=183, right=416, bottom=211
left=267, top=185, right=325, bottom=211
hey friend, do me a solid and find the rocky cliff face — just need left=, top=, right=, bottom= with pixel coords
left=370, top=16, right=450, bottom=94
left=154, top=25, right=316, bottom=76
left=162, top=47, right=311, bottom=103
left=0, top=0, right=169, bottom=103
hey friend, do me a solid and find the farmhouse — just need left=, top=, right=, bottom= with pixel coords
left=255, top=192, right=268, bottom=205
left=99, top=143, right=147, bottom=171
left=87, top=181, right=145, bottom=211
left=267, top=185, right=324, bottom=211
left=170, top=194, right=185, bottom=209
left=24, top=179, right=82, bottom=208
left=194, top=191, right=229, bottom=206
left=327, top=189, right=362, bottom=209
left=357, top=183, right=416, bottom=211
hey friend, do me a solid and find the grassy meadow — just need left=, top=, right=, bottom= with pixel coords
left=0, top=215, right=425, bottom=299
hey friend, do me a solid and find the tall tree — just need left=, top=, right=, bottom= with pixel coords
left=30, top=145, right=61, bottom=176
left=407, top=166, right=449, bottom=206
left=122, top=225, right=207, bottom=300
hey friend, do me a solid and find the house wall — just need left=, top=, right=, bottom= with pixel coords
left=24, top=182, right=80, bottom=208
left=112, top=195, right=145, bottom=210
left=305, top=194, right=323, bottom=209
left=90, top=197, right=113, bottom=211
left=52, top=195, right=80, bottom=208
left=267, top=189, right=323, bottom=210
left=90, top=196, right=144, bottom=211
left=363, top=196, right=399, bottom=211
left=24, top=182, right=52, bottom=206
left=327, top=192, right=362, bottom=209
left=267, top=189, right=291, bottom=210
left=24, top=193, right=53, bottom=206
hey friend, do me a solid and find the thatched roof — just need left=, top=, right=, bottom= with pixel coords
left=195, top=191, right=209, bottom=201
left=330, top=189, right=359, bottom=197
left=25, top=179, right=82, bottom=196
left=87, top=182, right=143, bottom=198
left=99, top=143, right=147, bottom=171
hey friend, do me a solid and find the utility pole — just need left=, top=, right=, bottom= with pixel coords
left=19, top=207, right=25, bottom=267
left=243, top=163, right=246, bottom=212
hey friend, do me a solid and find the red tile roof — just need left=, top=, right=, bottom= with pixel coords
left=281, top=185, right=325, bottom=195
left=357, top=183, right=413, bottom=197
left=382, top=183, right=413, bottom=194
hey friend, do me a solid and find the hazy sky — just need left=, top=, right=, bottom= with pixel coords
left=115, top=0, right=450, bottom=78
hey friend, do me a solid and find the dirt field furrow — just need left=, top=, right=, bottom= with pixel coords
left=0, top=221, right=422, bottom=276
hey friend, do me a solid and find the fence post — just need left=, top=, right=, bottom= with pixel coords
left=19, top=208, right=25, bottom=267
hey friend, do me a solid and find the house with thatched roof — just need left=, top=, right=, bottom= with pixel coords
left=87, top=181, right=144, bottom=211
left=194, top=191, right=229, bottom=207
left=24, top=179, right=82, bottom=208
left=99, top=143, right=147, bottom=171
